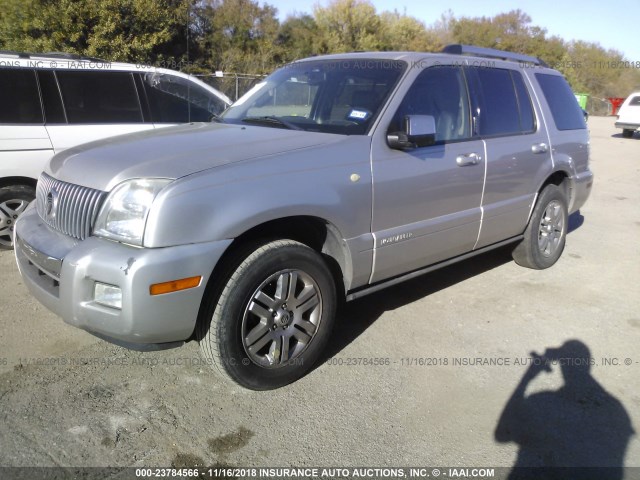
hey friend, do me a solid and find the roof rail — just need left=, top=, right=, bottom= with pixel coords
left=40, top=52, right=109, bottom=62
left=442, top=44, right=548, bottom=67
left=0, top=50, right=108, bottom=63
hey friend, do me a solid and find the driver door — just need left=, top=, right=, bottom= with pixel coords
left=369, top=64, right=486, bottom=283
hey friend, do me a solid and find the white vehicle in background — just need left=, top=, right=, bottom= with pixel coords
left=0, top=51, right=231, bottom=249
left=615, top=92, right=640, bottom=138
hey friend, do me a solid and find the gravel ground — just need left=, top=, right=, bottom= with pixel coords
left=0, top=116, right=638, bottom=475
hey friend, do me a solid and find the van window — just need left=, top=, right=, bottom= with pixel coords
left=535, top=73, right=586, bottom=131
left=37, top=71, right=66, bottom=124
left=0, top=69, right=43, bottom=124
left=512, top=72, right=536, bottom=132
left=56, top=71, right=143, bottom=123
left=389, top=65, right=471, bottom=143
left=470, top=67, right=522, bottom=136
left=144, top=73, right=227, bottom=122
left=629, top=96, right=640, bottom=106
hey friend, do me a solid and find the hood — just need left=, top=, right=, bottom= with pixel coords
left=47, top=123, right=344, bottom=191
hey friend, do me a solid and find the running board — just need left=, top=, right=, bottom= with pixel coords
left=346, top=236, right=523, bottom=302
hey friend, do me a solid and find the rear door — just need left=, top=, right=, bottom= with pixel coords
left=44, top=70, right=153, bottom=153
left=466, top=65, right=554, bottom=249
left=369, top=63, right=485, bottom=283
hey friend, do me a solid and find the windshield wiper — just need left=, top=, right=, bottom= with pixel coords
left=241, top=116, right=302, bottom=130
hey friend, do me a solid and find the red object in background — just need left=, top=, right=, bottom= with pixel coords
left=607, top=97, right=625, bottom=116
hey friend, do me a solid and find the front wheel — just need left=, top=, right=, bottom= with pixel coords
left=198, top=240, right=337, bottom=390
left=512, top=184, right=568, bottom=269
left=0, top=185, right=35, bottom=250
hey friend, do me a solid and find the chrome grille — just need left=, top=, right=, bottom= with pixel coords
left=36, top=173, right=107, bottom=240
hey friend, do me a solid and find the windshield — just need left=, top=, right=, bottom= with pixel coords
left=221, top=59, right=407, bottom=135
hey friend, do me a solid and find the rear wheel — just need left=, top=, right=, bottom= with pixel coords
left=622, top=129, right=634, bottom=138
left=0, top=185, right=35, bottom=250
left=512, top=184, right=568, bottom=269
left=198, top=240, right=337, bottom=390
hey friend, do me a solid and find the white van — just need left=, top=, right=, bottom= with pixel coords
left=0, top=51, right=231, bottom=248
left=615, top=92, right=640, bottom=138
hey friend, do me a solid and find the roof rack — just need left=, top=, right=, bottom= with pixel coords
left=0, top=50, right=108, bottom=63
left=442, top=44, right=548, bottom=67
left=40, top=52, right=108, bottom=62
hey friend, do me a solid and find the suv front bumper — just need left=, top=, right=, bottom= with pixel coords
left=14, top=204, right=231, bottom=348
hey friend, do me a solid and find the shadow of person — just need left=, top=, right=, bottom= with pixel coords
left=495, top=340, right=634, bottom=480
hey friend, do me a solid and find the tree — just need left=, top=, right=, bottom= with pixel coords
left=313, top=0, right=381, bottom=53
left=277, top=14, right=320, bottom=62
left=379, top=10, right=442, bottom=52
left=199, top=0, right=281, bottom=73
left=0, top=0, right=191, bottom=63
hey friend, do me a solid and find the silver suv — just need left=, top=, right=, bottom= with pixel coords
left=14, top=45, right=593, bottom=390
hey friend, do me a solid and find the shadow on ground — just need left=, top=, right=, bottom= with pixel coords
left=495, top=340, right=635, bottom=480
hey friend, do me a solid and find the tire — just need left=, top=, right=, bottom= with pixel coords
left=198, top=240, right=337, bottom=390
left=512, top=184, right=568, bottom=269
left=622, top=129, right=634, bottom=138
left=0, top=185, right=35, bottom=250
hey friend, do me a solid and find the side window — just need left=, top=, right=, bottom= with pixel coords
left=144, top=73, right=227, bottom=122
left=535, top=73, right=586, bottom=131
left=37, top=71, right=66, bottom=124
left=56, top=71, right=143, bottom=124
left=0, top=68, right=43, bottom=124
left=628, top=96, right=640, bottom=106
left=471, top=67, right=521, bottom=136
left=389, top=66, right=471, bottom=143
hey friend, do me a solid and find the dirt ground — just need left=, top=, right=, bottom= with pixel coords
left=0, top=116, right=639, bottom=474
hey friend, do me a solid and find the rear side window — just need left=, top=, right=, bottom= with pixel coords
left=629, top=96, right=640, bottom=106
left=469, top=67, right=534, bottom=136
left=535, top=73, right=586, bottom=131
left=56, top=71, right=143, bottom=124
left=144, top=73, right=227, bottom=123
left=37, top=71, right=66, bottom=124
left=0, top=69, right=43, bottom=124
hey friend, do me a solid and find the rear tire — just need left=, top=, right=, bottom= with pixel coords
left=512, top=184, right=568, bottom=269
left=0, top=185, right=35, bottom=250
left=198, top=240, right=337, bottom=390
left=622, top=129, right=634, bottom=138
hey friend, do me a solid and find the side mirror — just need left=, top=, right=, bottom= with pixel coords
left=387, top=115, right=436, bottom=150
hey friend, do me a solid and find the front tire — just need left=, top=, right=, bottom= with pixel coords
left=512, top=184, right=568, bottom=269
left=198, top=240, right=337, bottom=390
left=0, top=185, right=35, bottom=250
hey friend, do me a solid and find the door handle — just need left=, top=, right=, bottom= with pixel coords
left=456, top=152, right=481, bottom=166
left=531, top=143, right=548, bottom=154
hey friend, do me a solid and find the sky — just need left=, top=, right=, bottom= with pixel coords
left=268, top=0, right=640, bottom=62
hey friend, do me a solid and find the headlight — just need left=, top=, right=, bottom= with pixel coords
left=93, top=178, right=172, bottom=246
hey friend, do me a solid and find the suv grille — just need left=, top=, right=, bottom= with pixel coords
left=36, top=173, right=107, bottom=240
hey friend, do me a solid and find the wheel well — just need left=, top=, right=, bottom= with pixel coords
left=219, top=216, right=349, bottom=297
left=540, top=171, right=570, bottom=203
left=0, top=176, right=37, bottom=190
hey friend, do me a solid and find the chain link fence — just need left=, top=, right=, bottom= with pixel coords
left=587, top=97, right=616, bottom=116
left=195, top=73, right=267, bottom=102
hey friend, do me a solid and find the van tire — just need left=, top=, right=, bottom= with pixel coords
left=622, top=129, right=634, bottom=138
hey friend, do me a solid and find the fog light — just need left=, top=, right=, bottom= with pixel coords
left=94, top=282, right=122, bottom=309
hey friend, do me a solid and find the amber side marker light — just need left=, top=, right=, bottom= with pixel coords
left=150, top=276, right=202, bottom=295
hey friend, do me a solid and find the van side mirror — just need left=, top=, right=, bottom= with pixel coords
left=387, top=115, right=436, bottom=150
